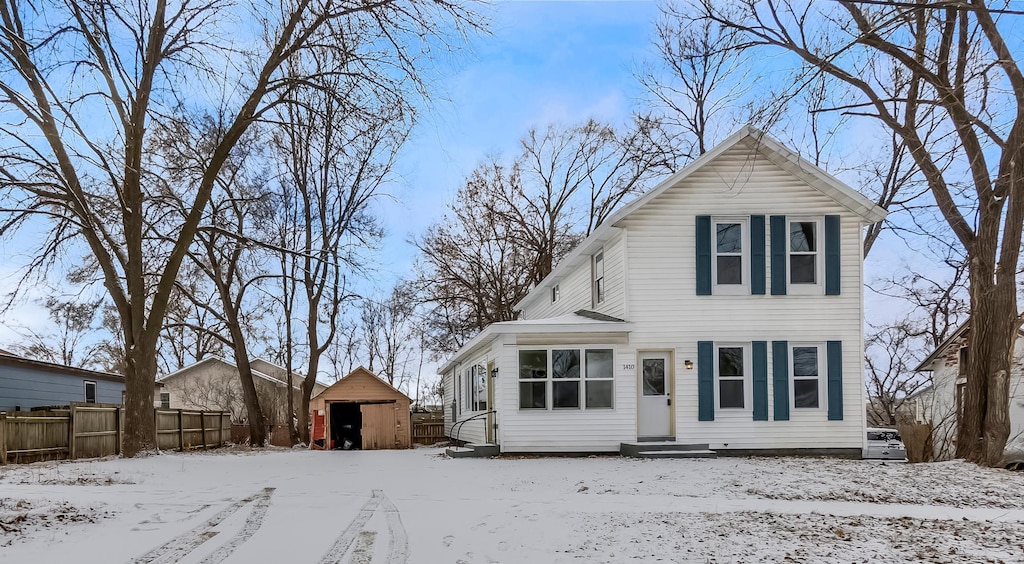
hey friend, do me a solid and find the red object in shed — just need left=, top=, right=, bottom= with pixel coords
left=311, top=411, right=326, bottom=449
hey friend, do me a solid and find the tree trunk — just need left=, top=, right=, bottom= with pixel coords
left=958, top=249, right=1017, bottom=465
left=225, top=320, right=267, bottom=447
left=298, top=351, right=319, bottom=445
left=122, top=343, right=158, bottom=456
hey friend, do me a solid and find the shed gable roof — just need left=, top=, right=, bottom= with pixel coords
left=313, top=366, right=411, bottom=402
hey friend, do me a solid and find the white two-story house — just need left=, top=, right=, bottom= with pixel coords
left=439, top=126, right=886, bottom=456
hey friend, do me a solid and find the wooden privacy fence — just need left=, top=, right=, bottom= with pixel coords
left=0, top=405, right=231, bottom=465
left=412, top=421, right=446, bottom=445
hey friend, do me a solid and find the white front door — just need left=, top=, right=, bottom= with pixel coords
left=637, top=352, right=673, bottom=439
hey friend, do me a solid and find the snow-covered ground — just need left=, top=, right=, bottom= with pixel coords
left=2, top=448, right=1023, bottom=563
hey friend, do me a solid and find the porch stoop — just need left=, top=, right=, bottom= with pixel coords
left=446, top=443, right=500, bottom=458
left=620, top=442, right=718, bottom=459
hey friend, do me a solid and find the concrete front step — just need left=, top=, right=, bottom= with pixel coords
left=634, top=449, right=718, bottom=459
left=620, top=442, right=711, bottom=457
left=446, top=443, right=500, bottom=458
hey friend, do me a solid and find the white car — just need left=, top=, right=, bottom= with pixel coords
left=863, top=428, right=906, bottom=460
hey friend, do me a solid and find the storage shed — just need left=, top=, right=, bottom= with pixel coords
left=309, top=367, right=411, bottom=450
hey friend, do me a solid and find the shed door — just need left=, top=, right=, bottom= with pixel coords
left=360, top=403, right=397, bottom=450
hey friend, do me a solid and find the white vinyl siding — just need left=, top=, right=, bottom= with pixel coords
left=618, top=140, right=866, bottom=451
left=520, top=231, right=627, bottom=321
left=497, top=336, right=634, bottom=452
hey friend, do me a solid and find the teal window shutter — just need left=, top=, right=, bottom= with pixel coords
left=750, top=216, right=766, bottom=295
left=827, top=341, right=843, bottom=420
left=772, top=341, right=789, bottom=421
left=825, top=215, right=841, bottom=295
left=770, top=215, right=787, bottom=295
left=752, top=341, right=768, bottom=421
left=696, top=216, right=712, bottom=295
left=698, top=341, right=714, bottom=421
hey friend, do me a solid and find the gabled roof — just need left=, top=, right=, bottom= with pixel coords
left=159, top=356, right=290, bottom=387
left=914, top=315, right=1024, bottom=372
left=437, top=312, right=632, bottom=374
left=515, top=125, right=888, bottom=312
left=312, top=366, right=411, bottom=402
left=913, top=322, right=970, bottom=372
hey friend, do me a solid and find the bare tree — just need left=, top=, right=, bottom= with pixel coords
left=414, top=119, right=673, bottom=355
left=360, top=284, right=417, bottom=390
left=697, top=0, right=1024, bottom=464
left=158, top=262, right=228, bottom=374
left=865, top=321, right=930, bottom=427
left=9, top=295, right=105, bottom=368
left=0, top=0, right=478, bottom=455
left=274, top=49, right=410, bottom=443
left=636, top=2, right=751, bottom=159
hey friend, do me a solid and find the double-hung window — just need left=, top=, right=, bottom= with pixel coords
left=713, top=220, right=746, bottom=292
left=716, top=346, right=745, bottom=409
left=592, top=249, right=605, bottom=305
left=519, top=350, right=548, bottom=409
left=789, top=220, right=820, bottom=286
left=84, top=380, right=97, bottom=404
left=585, top=349, right=614, bottom=408
left=552, top=350, right=581, bottom=408
left=519, top=348, right=614, bottom=410
left=792, top=344, right=823, bottom=408
left=159, top=392, right=170, bottom=409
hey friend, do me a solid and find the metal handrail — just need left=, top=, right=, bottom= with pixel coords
left=450, top=410, right=495, bottom=448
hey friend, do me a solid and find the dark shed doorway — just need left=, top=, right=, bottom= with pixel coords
left=330, top=402, right=362, bottom=450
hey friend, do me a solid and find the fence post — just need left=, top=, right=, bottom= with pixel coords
left=0, top=412, right=7, bottom=465
left=177, top=410, right=184, bottom=451
left=115, top=406, right=122, bottom=456
left=219, top=412, right=225, bottom=447
left=67, top=404, right=76, bottom=460
left=201, top=413, right=208, bottom=449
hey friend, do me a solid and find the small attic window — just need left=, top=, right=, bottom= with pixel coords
left=551, top=284, right=560, bottom=303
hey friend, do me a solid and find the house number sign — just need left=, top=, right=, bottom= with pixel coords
left=622, top=363, right=635, bottom=370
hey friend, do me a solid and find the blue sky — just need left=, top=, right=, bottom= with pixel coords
left=0, top=0, right=961, bottom=379
left=375, top=1, right=662, bottom=286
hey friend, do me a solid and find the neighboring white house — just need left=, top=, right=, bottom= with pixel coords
left=911, top=320, right=1024, bottom=459
left=438, top=126, right=887, bottom=455
left=155, top=357, right=328, bottom=424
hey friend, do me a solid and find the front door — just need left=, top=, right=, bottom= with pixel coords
left=637, top=352, right=673, bottom=439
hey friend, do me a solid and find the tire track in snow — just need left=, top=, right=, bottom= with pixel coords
left=377, top=491, right=409, bottom=564
left=197, top=487, right=276, bottom=564
left=318, top=491, right=383, bottom=564
left=129, top=488, right=271, bottom=564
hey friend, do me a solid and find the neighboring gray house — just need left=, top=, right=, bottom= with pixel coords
left=155, top=357, right=327, bottom=424
left=0, top=350, right=125, bottom=411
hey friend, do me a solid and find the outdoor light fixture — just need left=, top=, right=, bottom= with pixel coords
left=491, top=367, right=499, bottom=378
left=684, top=360, right=694, bottom=370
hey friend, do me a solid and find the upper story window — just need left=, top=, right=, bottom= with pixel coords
left=789, top=220, right=820, bottom=285
left=714, top=219, right=747, bottom=293
left=958, top=346, right=969, bottom=377
left=84, top=380, right=97, bottom=404
left=792, top=344, right=823, bottom=409
left=551, top=284, right=560, bottom=303
left=592, top=248, right=605, bottom=305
